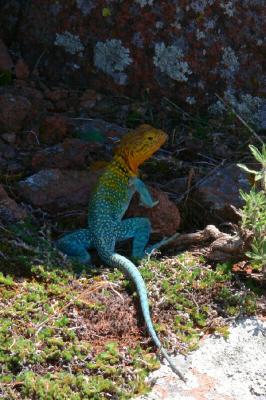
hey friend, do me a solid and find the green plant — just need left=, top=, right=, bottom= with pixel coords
left=238, top=144, right=266, bottom=270
left=238, top=144, right=266, bottom=191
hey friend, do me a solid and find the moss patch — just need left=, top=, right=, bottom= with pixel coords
left=0, top=221, right=259, bottom=399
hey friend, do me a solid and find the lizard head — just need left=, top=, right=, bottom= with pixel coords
left=115, top=124, right=168, bottom=175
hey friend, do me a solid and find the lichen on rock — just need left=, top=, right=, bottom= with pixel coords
left=94, top=39, right=133, bottom=85
left=54, top=32, right=84, bottom=55
left=209, top=90, right=264, bottom=128
left=153, top=42, right=192, bottom=82
left=135, top=0, right=154, bottom=7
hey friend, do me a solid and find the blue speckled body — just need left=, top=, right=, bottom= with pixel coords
left=56, top=126, right=185, bottom=380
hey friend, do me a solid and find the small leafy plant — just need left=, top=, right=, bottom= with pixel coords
left=238, top=144, right=266, bottom=270
left=238, top=144, right=266, bottom=191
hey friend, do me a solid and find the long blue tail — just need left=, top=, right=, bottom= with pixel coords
left=103, top=253, right=186, bottom=381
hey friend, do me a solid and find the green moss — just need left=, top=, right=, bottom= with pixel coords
left=0, top=220, right=260, bottom=399
left=21, top=372, right=117, bottom=400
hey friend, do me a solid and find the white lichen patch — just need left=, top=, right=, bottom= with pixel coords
left=209, top=90, right=263, bottom=128
left=153, top=43, right=192, bottom=82
left=132, top=32, right=144, bottom=48
left=135, top=0, right=154, bottom=7
left=76, top=0, right=96, bottom=15
left=171, top=6, right=184, bottom=29
left=191, top=0, right=215, bottom=13
left=186, top=96, right=196, bottom=105
left=204, top=18, right=216, bottom=30
left=94, top=39, right=132, bottom=85
left=54, top=32, right=84, bottom=55
left=221, top=46, right=239, bottom=77
left=220, top=1, right=236, bottom=17
left=196, top=29, right=206, bottom=40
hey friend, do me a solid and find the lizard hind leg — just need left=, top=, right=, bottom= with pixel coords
left=56, top=228, right=93, bottom=264
left=145, top=232, right=180, bottom=255
left=117, top=217, right=151, bottom=259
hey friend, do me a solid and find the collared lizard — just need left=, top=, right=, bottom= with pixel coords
left=56, top=124, right=185, bottom=381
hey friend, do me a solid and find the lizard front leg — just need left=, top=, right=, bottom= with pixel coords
left=130, top=177, right=159, bottom=208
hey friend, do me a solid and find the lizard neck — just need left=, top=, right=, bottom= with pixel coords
left=110, top=154, right=138, bottom=178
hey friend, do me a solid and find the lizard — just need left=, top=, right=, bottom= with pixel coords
left=56, top=124, right=185, bottom=381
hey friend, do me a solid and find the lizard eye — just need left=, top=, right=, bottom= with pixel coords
left=148, top=137, right=153, bottom=140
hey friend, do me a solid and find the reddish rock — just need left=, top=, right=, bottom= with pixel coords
left=0, top=38, right=13, bottom=72
left=40, top=115, right=70, bottom=144
left=126, top=186, right=181, bottom=237
left=80, top=89, right=98, bottom=110
left=12, top=1, right=264, bottom=115
left=15, top=59, right=30, bottom=80
left=0, top=93, right=32, bottom=133
left=32, top=138, right=91, bottom=169
left=45, top=88, right=69, bottom=102
left=0, top=184, right=27, bottom=224
left=18, top=169, right=99, bottom=211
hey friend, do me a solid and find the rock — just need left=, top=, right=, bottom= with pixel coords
left=0, top=138, right=16, bottom=157
left=138, top=318, right=266, bottom=400
left=193, top=164, right=250, bottom=223
left=44, top=88, right=70, bottom=112
left=5, top=160, right=24, bottom=174
left=14, top=2, right=264, bottom=110
left=258, top=101, right=266, bottom=130
left=126, top=186, right=181, bottom=237
left=0, top=184, right=27, bottom=224
left=79, top=89, right=98, bottom=110
left=40, top=115, right=70, bottom=144
left=0, top=38, right=13, bottom=72
left=45, top=88, right=69, bottom=102
left=11, top=85, right=45, bottom=121
left=18, top=169, right=99, bottom=211
left=1, top=144, right=17, bottom=159
left=70, top=118, right=127, bottom=145
left=15, top=59, right=30, bottom=80
left=0, top=93, right=32, bottom=133
left=32, top=138, right=91, bottom=169
left=1, top=132, right=16, bottom=144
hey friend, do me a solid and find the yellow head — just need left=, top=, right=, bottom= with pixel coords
left=114, top=124, right=168, bottom=175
